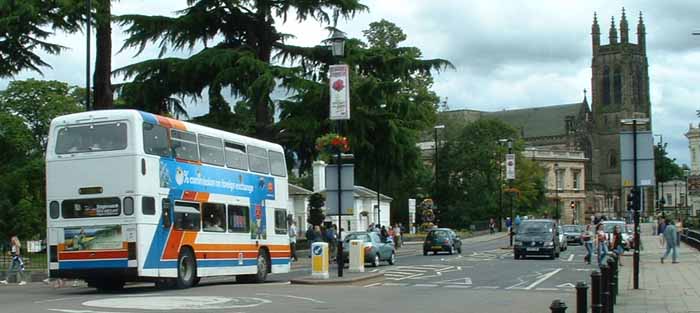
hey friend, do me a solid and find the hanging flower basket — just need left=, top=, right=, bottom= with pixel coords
left=315, top=133, right=350, bottom=155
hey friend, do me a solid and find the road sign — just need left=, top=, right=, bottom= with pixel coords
left=620, top=131, right=655, bottom=187
left=506, top=154, right=516, bottom=180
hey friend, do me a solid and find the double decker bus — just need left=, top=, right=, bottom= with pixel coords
left=46, top=110, right=290, bottom=290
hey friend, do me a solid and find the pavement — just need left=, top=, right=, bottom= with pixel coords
left=616, top=232, right=700, bottom=313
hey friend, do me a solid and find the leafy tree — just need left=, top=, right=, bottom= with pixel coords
left=115, top=0, right=368, bottom=139
left=655, top=143, right=684, bottom=182
left=362, top=19, right=406, bottom=49
left=0, top=79, right=84, bottom=240
left=93, top=0, right=114, bottom=109
left=0, top=1, right=81, bottom=77
left=435, top=119, right=546, bottom=228
left=0, top=79, right=84, bottom=150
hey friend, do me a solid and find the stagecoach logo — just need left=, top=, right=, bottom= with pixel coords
left=176, top=167, right=186, bottom=185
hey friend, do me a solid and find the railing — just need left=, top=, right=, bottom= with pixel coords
left=681, top=228, right=700, bottom=250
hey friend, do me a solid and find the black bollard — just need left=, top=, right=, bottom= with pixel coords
left=591, top=270, right=602, bottom=313
left=576, top=281, right=588, bottom=313
left=607, top=256, right=617, bottom=306
left=600, top=263, right=610, bottom=313
left=550, top=299, right=568, bottom=313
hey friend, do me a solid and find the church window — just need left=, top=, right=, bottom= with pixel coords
left=613, top=66, right=622, bottom=104
left=608, top=150, right=617, bottom=169
left=602, top=66, right=611, bottom=106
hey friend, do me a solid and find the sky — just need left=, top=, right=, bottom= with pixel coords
left=2, top=0, right=700, bottom=166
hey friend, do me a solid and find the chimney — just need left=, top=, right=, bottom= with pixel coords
left=312, top=160, right=327, bottom=192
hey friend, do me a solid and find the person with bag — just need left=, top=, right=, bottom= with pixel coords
left=595, top=224, right=608, bottom=268
left=610, top=225, right=625, bottom=266
left=581, top=224, right=593, bottom=264
left=1, top=236, right=27, bottom=285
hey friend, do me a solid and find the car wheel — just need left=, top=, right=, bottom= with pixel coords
left=371, top=254, right=380, bottom=267
left=388, top=252, right=396, bottom=265
left=176, top=248, right=196, bottom=289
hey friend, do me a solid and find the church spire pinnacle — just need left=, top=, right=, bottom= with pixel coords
left=609, top=16, right=618, bottom=44
left=592, top=12, right=601, bottom=55
left=637, top=11, right=646, bottom=54
left=620, top=7, right=629, bottom=43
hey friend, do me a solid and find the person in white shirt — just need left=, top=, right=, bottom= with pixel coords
left=393, top=224, right=402, bottom=248
left=288, top=222, right=298, bottom=262
left=1, top=236, right=27, bottom=285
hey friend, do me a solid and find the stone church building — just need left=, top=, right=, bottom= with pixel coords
left=427, top=9, right=652, bottom=223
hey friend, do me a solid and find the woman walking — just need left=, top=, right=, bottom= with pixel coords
left=581, top=224, right=593, bottom=264
left=595, top=224, right=608, bottom=268
left=1, top=236, right=27, bottom=285
left=610, top=225, right=625, bottom=266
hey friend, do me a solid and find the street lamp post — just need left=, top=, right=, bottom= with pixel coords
left=675, top=180, right=679, bottom=217
left=621, top=117, right=650, bottom=290
left=497, top=139, right=508, bottom=232
left=329, top=29, right=346, bottom=277
left=434, top=125, right=445, bottom=226
left=554, top=163, right=560, bottom=221
left=507, top=139, right=514, bottom=247
left=85, top=0, right=92, bottom=111
left=654, top=134, right=663, bottom=214
left=685, top=169, right=690, bottom=217
left=376, top=103, right=387, bottom=227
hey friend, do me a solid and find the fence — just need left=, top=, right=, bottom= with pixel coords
left=0, top=242, right=47, bottom=271
left=681, top=228, right=700, bottom=250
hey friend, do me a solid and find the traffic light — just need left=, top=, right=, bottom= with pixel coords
left=627, top=190, right=635, bottom=211
left=570, top=201, right=575, bottom=210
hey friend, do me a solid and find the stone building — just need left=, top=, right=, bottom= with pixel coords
left=422, top=9, right=653, bottom=221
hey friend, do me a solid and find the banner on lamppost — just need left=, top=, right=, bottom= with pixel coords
left=408, top=198, right=416, bottom=224
left=329, top=64, right=350, bottom=120
left=505, top=154, right=516, bottom=180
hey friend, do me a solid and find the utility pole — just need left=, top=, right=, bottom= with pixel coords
left=506, top=139, right=515, bottom=247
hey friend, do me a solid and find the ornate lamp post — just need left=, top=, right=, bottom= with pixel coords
left=329, top=29, right=346, bottom=277
left=433, top=124, right=445, bottom=225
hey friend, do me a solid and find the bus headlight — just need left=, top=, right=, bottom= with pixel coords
left=49, top=201, right=60, bottom=219
left=124, top=197, right=134, bottom=215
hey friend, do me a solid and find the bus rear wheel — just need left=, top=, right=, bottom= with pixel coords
left=176, top=248, right=197, bottom=289
left=238, top=249, right=269, bottom=283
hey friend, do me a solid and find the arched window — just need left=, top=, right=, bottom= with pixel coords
left=602, top=66, right=611, bottom=106
left=613, top=66, right=622, bottom=104
left=609, top=150, right=617, bottom=169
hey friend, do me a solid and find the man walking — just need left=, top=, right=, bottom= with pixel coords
left=661, top=218, right=678, bottom=264
left=288, top=221, right=298, bottom=262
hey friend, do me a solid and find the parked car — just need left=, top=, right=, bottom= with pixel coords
left=342, top=231, right=396, bottom=267
left=423, top=228, right=462, bottom=255
left=514, top=219, right=561, bottom=259
left=562, top=225, right=584, bottom=245
left=557, top=225, right=568, bottom=251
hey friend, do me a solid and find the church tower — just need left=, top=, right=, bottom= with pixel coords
left=589, top=9, right=651, bottom=200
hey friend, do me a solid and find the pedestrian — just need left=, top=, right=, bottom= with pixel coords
left=610, top=225, right=624, bottom=266
left=595, top=224, right=608, bottom=268
left=288, top=221, right=298, bottom=262
left=326, top=225, right=337, bottom=261
left=661, top=218, right=678, bottom=264
left=505, top=217, right=512, bottom=235
left=380, top=226, right=389, bottom=241
left=393, top=224, right=402, bottom=248
left=514, top=215, right=522, bottom=233
left=581, top=224, right=593, bottom=264
left=676, top=218, right=683, bottom=247
left=1, top=235, right=27, bottom=285
left=658, top=218, right=667, bottom=248
left=489, top=218, right=496, bottom=234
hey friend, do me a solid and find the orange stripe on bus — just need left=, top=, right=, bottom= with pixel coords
left=155, top=115, right=187, bottom=130
left=182, top=191, right=198, bottom=201
left=195, top=192, right=210, bottom=202
left=162, top=230, right=184, bottom=260
left=182, top=231, right=198, bottom=246
left=195, top=251, right=257, bottom=259
left=59, top=250, right=128, bottom=260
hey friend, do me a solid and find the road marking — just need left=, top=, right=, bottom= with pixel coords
left=556, top=283, right=576, bottom=288
left=363, top=282, right=382, bottom=288
left=535, top=288, right=559, bottom=291
left=436, top=277, right=472, bottom=285
left=523, top=268, right=562, bottom=290
left=413, top=284, right=438, bottom=287
left=473, top=286, right=500, bottom=289
left=382, top=282, right=408, bottom=287
left=575, top=268, right=593, bottom=272
left=255, top=293, right=325, bottom=304
left=82, top=296, right=271, bottom=310
left=49, top=309, right=126, bottom=313
left=35, top=297, right=84, bottom=304
left=444, top=285, right=472, bottom=289
left=567, top=254, right=575, bottom=262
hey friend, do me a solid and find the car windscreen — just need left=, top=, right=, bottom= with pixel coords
left=520, top=222, right=553, bottom=234
left=562, top=226, right=580, bottom=233
left=344, top=233, right=370, bottom=242
left=603, top=223, right=623, bottom=233
left=428, top=230, right=449, bottom=239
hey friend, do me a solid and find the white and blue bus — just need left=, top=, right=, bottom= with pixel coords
left=46, top=110, right=290, bottom=290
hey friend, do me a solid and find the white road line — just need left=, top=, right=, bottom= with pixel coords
left=383, top=271, right=421, bottom=275
left=35, top=297, right=85, bottom=304
left=535, top=288, right=560, bottom=291
left=413, top=284, right=438, bottom=287
left=49, top=310, right=124, bottom=313
left=363, top=282, right=382, bottom=288
left=473, top=286, right=500, bottom=289
left=387, top=273, right=424, bottom=281
left=255, top=293, right=325, bottom=304
left=523, top=268, right=562, bottom=290
left=383, top=282, right=409, bottom=287
left=567, top=254, right=575, bottom=262
left=437, top=268, right=461, bottom=274
left=444, top=285, right=472, bottom=289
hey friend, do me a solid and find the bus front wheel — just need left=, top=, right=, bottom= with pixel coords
left=176, top=248, right=197, bottom=289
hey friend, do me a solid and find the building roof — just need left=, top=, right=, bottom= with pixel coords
left=481, top=102, right=586, bottom=138
left=318, top=185, right=393, bottom=201
left=289, top=184, right=313, bottom=196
